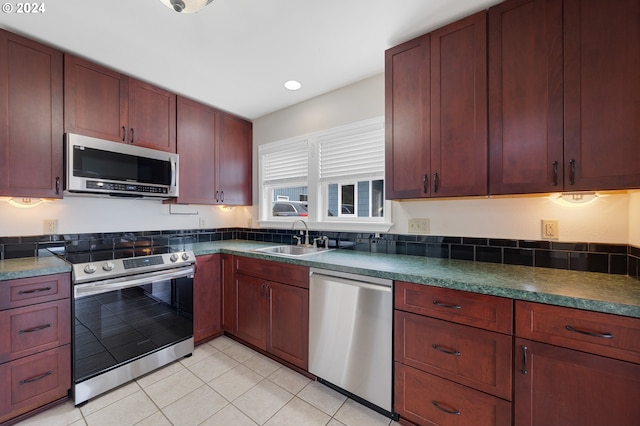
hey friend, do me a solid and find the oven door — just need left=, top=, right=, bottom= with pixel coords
left=72, top=266, right=194, bottom=385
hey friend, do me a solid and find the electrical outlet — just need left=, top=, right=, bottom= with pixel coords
left=408, top=218, right=430, bottom=234
left=198, top=218, right=206, bottom=229
left=43, top=219, right=58, bottom=235
left=542, top=220, right=559, bottom=239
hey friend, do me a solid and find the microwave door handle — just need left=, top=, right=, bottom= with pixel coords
left=171, top=159, right=177, bottom=188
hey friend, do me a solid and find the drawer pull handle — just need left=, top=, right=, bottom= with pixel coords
left=565, top=325, right=613, bottom=339
left=432, top=344, right=460, bottom=356
left=431, top=401, right=461, bottom=415
left=19, top=370, right=52, bottom=385
left=18, top=287, right=52, bottom=295
left=433, top=300, right=461, bottom=309
left=19, top=323, right=51, bottom=334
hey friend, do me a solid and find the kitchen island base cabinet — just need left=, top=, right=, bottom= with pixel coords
left=395, top=363, right=511, bottom=426
left=232, top=257, right=309, bottom=370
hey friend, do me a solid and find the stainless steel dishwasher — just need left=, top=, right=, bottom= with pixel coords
left=308, top=268, right=394, bottom=417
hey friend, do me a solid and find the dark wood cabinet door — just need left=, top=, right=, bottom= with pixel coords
left=514, top=338, right=640, bottom=426
left=193, top=254, right=222, bottom=344
left=175, top=96, right=217, bottom=204
left=488, top=0, right=564, bottom=194
left=564, top=0, right=640, bottom=191
left=395, top=363, right=512, bottom=426
left=385, top=35, right=431, bottom=199
left=128, top=78, right=176, bottom=152
left=64, top=54, right=128, bottom=143
left=267, top=282, right=309, bottom=369
left=233, top=273, right=267, bottom=350
left=216, top=113, right=252, bottom=205
left=0, top=345, right=71, bottom=424
left=430, top=12, right=488, bottom=197
left=0, top=31, right=63, bottom=198
left=395, top=311, right=512, bottom=400
left=221, top=254, right=235, bottom=333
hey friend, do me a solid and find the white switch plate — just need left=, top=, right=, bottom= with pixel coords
left=541, top=220, right=559, bottom=239
left=198, top=218, right=206, bottom=228
left=43, top=219, right=58, bottom=235
left=408, top=218, right=430, bottom=234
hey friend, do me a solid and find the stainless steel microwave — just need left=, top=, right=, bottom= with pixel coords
left=64, top=133, right=179, bottom=199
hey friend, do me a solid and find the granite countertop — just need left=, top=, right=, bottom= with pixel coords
left=1, top=240, right=638, bottom=319
left=0, top=254, right=71, bottom=280
left=188, top=240, right=640, bottom=319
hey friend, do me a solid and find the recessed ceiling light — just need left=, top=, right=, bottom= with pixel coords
left=284, top=80, right=302, bottom=91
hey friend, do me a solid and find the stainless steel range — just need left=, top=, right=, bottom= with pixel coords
left=57, top=247, right=196, bottom=405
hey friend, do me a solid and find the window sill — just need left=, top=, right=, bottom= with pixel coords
left=257, top=220, right=393, bottom=233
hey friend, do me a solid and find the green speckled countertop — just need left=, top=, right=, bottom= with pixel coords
left=0, top=254, right=71, bottom=280
left=2, top=240, right=638, bottom=319
left=188, top=240, right=640, bottom=319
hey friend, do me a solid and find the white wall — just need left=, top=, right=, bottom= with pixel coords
left=252, top=73, right=637, bottom=245
left=0, top=196, right=247, bottom=237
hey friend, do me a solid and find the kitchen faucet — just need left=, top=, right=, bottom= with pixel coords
left=291, top=220, right=310, bottom=246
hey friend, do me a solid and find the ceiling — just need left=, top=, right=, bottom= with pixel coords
left=0, top=0, right=500, bottom=121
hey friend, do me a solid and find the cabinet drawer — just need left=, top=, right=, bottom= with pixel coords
left=395, top=363, right=511, bottom=426
left=0, top=345, right=71, bottom=424
left=234, top=256, right=309, bottom=289
left=395, top=281, right=513, bottom=334
left=0, top=274, right=70, bottom=310
left=516, top=301, right=640, bottom=364
left=0, top=299, right=71, bottom=363
left=395, top=311, right=512, bottom=400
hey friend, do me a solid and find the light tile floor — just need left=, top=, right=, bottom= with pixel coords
left=16, top=336, right=400, bottom=426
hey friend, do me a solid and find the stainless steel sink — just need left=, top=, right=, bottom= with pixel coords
left=254, top=245, right=332, bottom=257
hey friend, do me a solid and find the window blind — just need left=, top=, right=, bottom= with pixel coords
left=261, top=139, right=309, bottom=185
left=318, top=121, right=384, bottom=181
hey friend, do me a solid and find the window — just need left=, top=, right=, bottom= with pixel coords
left=259, top=117, right=390, bottom=231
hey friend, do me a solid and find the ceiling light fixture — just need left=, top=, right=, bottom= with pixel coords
left=159, top=0, right=213, bottom=13
left=284, top=80, right=302, bottom=91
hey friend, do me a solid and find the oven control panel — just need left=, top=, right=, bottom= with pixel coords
left=72, top=251, right=195, bottom=284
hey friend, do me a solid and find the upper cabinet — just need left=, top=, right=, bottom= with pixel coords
left=563, top=0, right=640, bottom=191
left=489, top=0, right=640, bottom=194
left=216, top=113, right=252, bottom=206
left=0, top=30, right=63, bottom=199
left=385, top=35, right=430, bottom=199
left=488, top=0, right=563, bottom=194
left=430, top=12, right=487, bottom=197
left=175, top=96, right=252, bottom=205
left=64, top=54, right=176, bottom=153
left=385, top=12, right=487, bottom=199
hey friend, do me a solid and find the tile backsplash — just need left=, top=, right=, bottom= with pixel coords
left=1, top=227, right=638, bottom=280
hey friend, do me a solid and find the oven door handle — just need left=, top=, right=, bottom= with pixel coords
left=74, top=266, right=194, bottom=298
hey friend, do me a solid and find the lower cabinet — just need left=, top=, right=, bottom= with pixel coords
left=514, top=301, right=640, bottom=426
left=193, top=254, right=222, bottom=343
left=232, top=256, right=309, bottom=370
left=394, top=281, right=513, bottom=426
left=0, top=273, right=71, bottom=424
left=395, top=363, right=512, bottom=426
left=514, top=338, right=640, bottom=426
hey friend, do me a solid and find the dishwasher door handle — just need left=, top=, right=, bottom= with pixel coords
left=310, top=273, right=392, bottom=293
